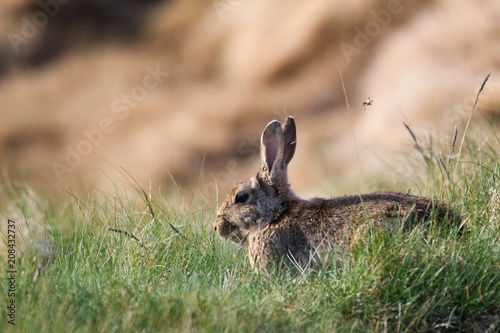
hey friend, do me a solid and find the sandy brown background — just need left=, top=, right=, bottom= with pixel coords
left=1, top=0, right=499, bottom=202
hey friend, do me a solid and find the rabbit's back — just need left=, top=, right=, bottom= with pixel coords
left=247, top=191, right=461, bottom=272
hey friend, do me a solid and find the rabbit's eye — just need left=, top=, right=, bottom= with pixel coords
left=235, top=192, right=249, bottom=203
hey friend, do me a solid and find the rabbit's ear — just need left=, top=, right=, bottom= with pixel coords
left=260, top=120, right=285, bottom=179
left=281, top=117, right=296, bottom=165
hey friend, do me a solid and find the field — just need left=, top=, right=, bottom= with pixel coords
left=1, top=129, right=499, bottom=332
left=2, top=1, right=500, bottom=332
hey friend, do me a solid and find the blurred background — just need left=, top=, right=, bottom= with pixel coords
left=1, top=0, right=499, bottom=202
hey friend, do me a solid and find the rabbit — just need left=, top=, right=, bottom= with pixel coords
left=213, top=117, right=462, bottom=273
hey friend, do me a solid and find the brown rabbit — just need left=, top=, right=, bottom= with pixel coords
left=213, top=117, right=461, bottom=273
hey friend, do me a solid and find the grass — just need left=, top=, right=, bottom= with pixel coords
left=1, top=130, right=499, bottom=332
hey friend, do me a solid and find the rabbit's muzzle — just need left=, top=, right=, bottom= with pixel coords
left=213, top=217, right=246, bottom=244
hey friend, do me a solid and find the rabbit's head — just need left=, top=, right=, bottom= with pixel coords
left=213, top=117, right=298, bottom=243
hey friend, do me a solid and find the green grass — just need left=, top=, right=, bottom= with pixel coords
left=1, top=134, right=499, bottom=332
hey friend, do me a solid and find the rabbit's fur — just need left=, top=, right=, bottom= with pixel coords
left=213, top=117, right=461, bottom=273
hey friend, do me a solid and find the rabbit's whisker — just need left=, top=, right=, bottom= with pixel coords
left=238, top=232, right=249, bottom=251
